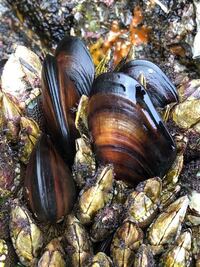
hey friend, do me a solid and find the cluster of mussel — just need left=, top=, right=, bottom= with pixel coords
left=19, top=36, right=180, bottom=265
left=23, top=35, right=178, bottom=223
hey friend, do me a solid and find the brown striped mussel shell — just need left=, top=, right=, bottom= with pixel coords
left=24, top=134, right=76, bottom=223
left=88, top=72, right=176, bottom=185
left=41, top=36, right=94, bottom=165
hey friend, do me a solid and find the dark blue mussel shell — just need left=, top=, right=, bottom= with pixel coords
left=120, top=59, right=178, bottom=108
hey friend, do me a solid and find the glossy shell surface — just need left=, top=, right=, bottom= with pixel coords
left=120, top=59, right=178, bottom=108
left=41, top=36, right=94, bottom=165
left=88, top=72, right=176, bottom=185
left=24, top=134, right=76, bottom=223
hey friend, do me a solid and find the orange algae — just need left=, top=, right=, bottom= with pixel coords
left=130, top=5, right=143, bottom=27
left=90, top=6, right=151, bottom=66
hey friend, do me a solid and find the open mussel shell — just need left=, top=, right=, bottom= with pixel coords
left=41, top=36, right=94, bottom=165
left=24, top=134, right=76, bottom=223
left=55, top=35, right=95, bottom=96
left=88, top=72, right=176, bottom=185
left=120, top=59, right=178, bottom=108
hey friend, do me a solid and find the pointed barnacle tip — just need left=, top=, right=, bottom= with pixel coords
left=15, top=45, right=26, bottom=54
left=181, top=195, right=190, bottom=208
left=183, top=195, right=189, bottom=201
left=107, top=163, right=114, bottom=171
left=56, top=216, right=64, bottom=223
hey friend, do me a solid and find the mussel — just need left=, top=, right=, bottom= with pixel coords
left=88, top=72, right=176, bottom=185
left=24, top=134, right=76, bottom=223
left=120, top=59, right=178, bottom=108
left=41, top=36, right=94, bottom=165
left=55, top=36, right=94, bottom=96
